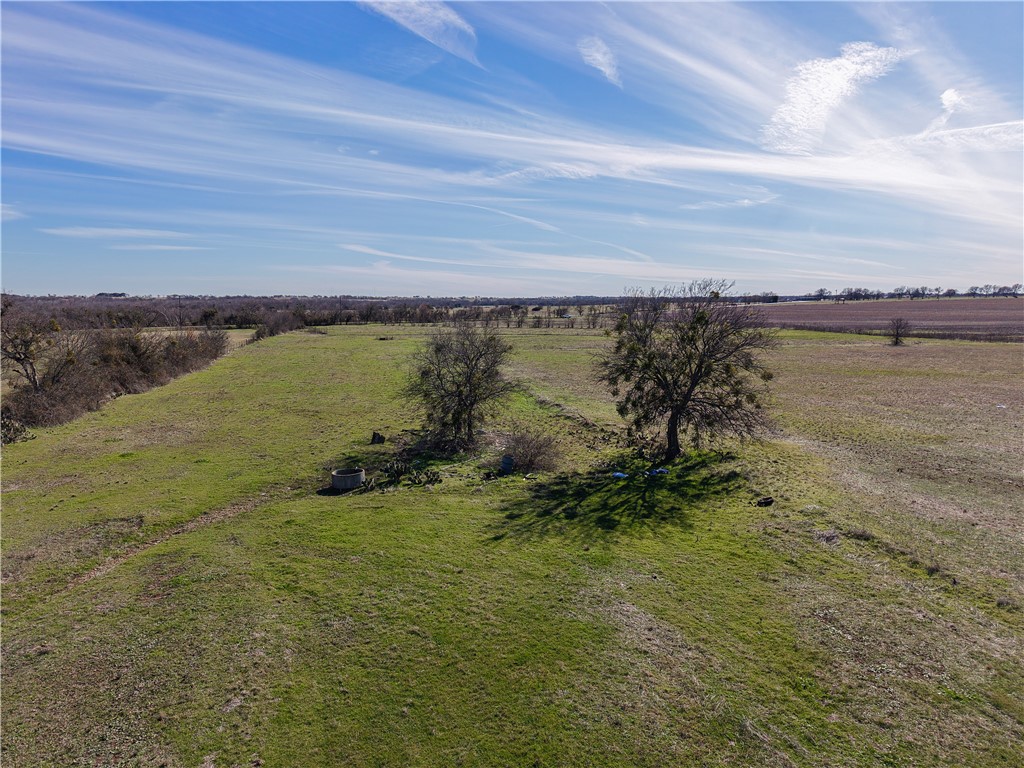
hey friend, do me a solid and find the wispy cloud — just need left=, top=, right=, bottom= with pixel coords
left=3, top=3, right=1020, bottom=295
left=762, top=42, right=907, bottom=154
left=468, top=2, right=788, bottom=139
left=915, top=87, right=967, bottom=135
left=39, top=227, right=191, bottom=238
left=730, top=246, right=895, bottom=270
left=680, top=186, right=778, bottom=211
left=108, top=244, right=211, bottom=251
left=855, top=2, right=1014, bottom=122
left=342, top=242, right=718, bottom=283
left=453, top=202, right=561, bottom=233
left=2, top=204, right=26, bottom=221
left=5, top=4, right=1012, bottom=229
left=879, top=120, right=1023, bottom=154
left=577, top=36, right=622, bottom=87
left=940, top=87, right=965, bottom=114
left=360, top=1, right=479, bottom=65
left=495, top=163, right=600, bottom=183
left=281, top=260, right=548, bottom=296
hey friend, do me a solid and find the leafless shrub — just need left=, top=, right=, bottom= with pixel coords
left=253, top=311, right=304, bottom=340
left=503, top=423, right=561, bottom=472
left=163, top=329, right=228, bottom=376
left=2, top=326, right=228, bottom=430
left=814, top=528, right=841, bottom=545
left=93, top=329, right=166, bottom=393
left=2, top=370, right=108, bottom=427
left=846, top=527, right=875, bottom=541
left=886, top=317, right=912, bottom=346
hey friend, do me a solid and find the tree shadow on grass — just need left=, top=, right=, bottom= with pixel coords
left=488, top=451, right=745, bottom=544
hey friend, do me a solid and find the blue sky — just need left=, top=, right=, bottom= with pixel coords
left=2, top=1, right=1021, bottom=297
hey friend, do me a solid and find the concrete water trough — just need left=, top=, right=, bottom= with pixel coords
left=331, top=467, right=366, bottom=491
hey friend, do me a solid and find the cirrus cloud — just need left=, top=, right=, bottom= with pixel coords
left=578, top=36, right=622, bottom=87
left=39, top=227, right=191, bottom=238
left=762, top=42, right=908, bottom=154
left=360, top=1, right=479, bottom=65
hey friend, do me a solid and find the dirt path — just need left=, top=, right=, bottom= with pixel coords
left=60, top=488, right=292, bottom=596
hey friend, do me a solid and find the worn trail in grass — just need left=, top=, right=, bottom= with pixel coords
left=2, top=326, right=1022, bottom=766
left=1, top=327, right=431, bottom=610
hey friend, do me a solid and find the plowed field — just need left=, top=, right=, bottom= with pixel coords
left=759, top=297, right=1023, bottom=340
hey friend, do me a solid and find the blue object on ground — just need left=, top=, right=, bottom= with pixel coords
left=652, top=468, right=669, bottom=475
left=611, top=472, right=628, bottom=479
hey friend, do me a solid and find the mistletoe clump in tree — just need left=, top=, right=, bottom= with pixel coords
left=598, top=280, right=777, bottom=461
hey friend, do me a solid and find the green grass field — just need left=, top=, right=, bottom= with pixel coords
left=2, top=325, right=1022, bottom=767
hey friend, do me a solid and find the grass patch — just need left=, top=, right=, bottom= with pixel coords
left=3, top=325, right=1022, bottom=767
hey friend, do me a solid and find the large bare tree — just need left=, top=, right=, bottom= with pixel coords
left=405, top=324, right=516, bottom=450
left=597, top=280, right=777, bottom=460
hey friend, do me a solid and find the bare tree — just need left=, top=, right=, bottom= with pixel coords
left=405, top=324, right=516, bottom=450
left=886, top=317, right=911, bottom=346
left=0, top=298, right=73, bottom=392
left=597, top=281, right=777, bottom=460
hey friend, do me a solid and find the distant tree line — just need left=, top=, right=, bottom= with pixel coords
left=807, top=284, right=1021, bottom=302
left=962, top=284, right=1023, bottom=298
left=0, top=294, right=622, bottom=332
left=5, top=281, right=1019, bottom=338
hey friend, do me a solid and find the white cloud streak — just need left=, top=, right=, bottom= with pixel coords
left=360, top=1, right=479, bottom=65
left=108, top=244, right=211, bottom=251
left=2, top=204, right=27, bottom=221
left=39, top=227, right=191, bottom=239
left=342, top=242, right=718, bottom=283
left=577, top=36, right=622, bottom=87
left=880, top=120, right=1023, bottom=154
left=762, top=42, right=908, bottom=154
left=680, top=186, right=779, bottom=211
left=467, top=2, right=791, bottom=141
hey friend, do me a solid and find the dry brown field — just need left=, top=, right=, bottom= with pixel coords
left=758, top=297, right=1024, bottom=341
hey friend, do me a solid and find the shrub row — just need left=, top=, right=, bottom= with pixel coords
left=2, top=327, right=228, bottom=439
